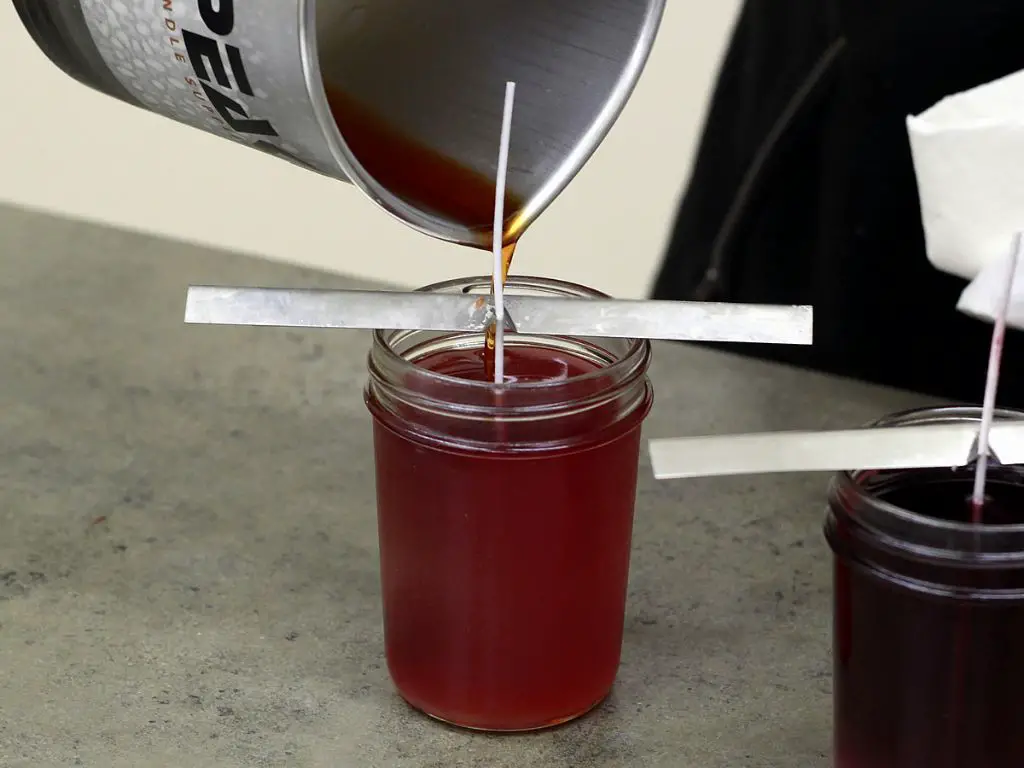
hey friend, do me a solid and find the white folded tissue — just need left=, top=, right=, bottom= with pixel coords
left=907, top=69, right=1024, bottom=328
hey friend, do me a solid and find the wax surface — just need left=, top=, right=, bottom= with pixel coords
left=418, top=344, right=600, bottom=383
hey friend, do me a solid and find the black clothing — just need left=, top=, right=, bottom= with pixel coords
left=653, top=1, right=1024, bottom=407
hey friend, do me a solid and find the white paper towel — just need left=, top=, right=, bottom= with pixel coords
left=956, top=238, right=1024, bottom=326
left=907, top=69, right=1024, bottom=327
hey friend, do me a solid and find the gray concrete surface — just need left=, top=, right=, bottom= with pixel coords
left=0, top=203, right=928, bottom=767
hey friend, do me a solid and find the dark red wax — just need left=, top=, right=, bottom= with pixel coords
left=369, top=345, right=646, bottom=730
left=833, top=471, right=1024, bottom=768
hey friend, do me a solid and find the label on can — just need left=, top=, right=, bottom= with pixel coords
left=79, top=0, right=343, bottom=177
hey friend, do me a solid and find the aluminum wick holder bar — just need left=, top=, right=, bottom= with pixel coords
left=648, top=420, right=1024, bottom=480
left=183, top=283, right=814, bottom=346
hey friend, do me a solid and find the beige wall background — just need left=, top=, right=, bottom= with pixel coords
left=0, top=2, right=740, bottom=298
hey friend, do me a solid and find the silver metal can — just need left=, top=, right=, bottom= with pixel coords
left=14, top=0, right=666, bottom=247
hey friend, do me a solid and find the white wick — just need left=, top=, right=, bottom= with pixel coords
left=492, top=81, right=516, bottom=383
left=971, top=231, right=1023, bottom=510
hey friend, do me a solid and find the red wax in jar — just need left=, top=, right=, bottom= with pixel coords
left=828, top=461, right=1024, bottom=768
left=368, top=343, right=650, bottom=731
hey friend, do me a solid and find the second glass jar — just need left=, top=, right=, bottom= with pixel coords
left=825, top=405, right=1024, bottom=768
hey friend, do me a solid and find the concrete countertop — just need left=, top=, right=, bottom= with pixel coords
left=0, top=204, right=926, bottom=767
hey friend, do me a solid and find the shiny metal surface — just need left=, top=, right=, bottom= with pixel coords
left=185, top=287, right=504, bottom=333
left=184, top=285, right=814, bottom=345
left=507, top=296, right=812, bottom=345
left=313, top=0, right=668, bottom=245
left=15, top=0, right=666, bottom=246
left=648, top=422, right=1024, bottom=480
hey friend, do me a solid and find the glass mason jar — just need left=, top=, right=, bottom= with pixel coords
left=364, top=276, right=654, bottom=732
left=825, top=405, right=1024, bottom=768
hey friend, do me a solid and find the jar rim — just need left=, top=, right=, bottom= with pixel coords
left=835, top=405, right=1024, bottom=536
left=370, top=275, right=651, bottom=391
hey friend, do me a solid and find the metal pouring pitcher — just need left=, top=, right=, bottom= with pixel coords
left=14, top=0, right=666, bottom=246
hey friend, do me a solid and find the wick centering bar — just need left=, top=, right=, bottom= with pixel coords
left=184, top=281, right=814, bottom=345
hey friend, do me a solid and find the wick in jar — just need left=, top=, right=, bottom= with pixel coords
left=969, top=232, right=1021, bottom=523
left=484, top=242, right=517, bottom=380
left=487, top=81, right=517, bottom=384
